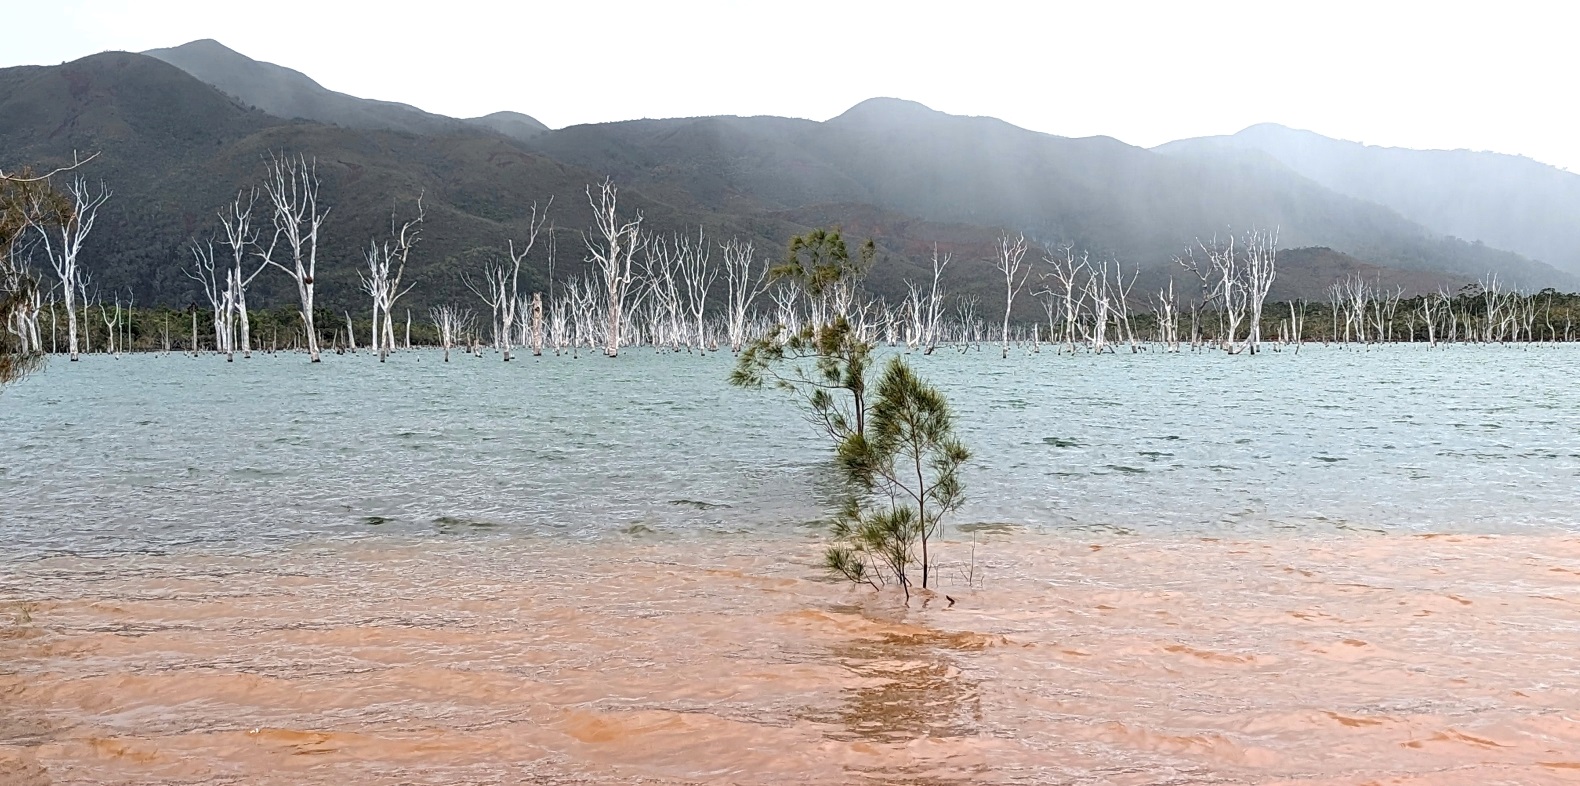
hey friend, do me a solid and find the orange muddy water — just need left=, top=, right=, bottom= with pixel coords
left=4, top=531, right=1580, bottom=785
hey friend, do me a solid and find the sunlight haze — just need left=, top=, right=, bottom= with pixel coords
left=7, top=0, right=1576, bottom=170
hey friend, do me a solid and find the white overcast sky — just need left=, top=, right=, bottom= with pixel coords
left=6, top=1, right=1576, bottom=170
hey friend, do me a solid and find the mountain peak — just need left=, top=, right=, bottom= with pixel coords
left=829, top=97, right=943, bottom=125
left=144, top=38, right=331, bottom=98
left=143, top=39, right=550, bottom=142
left=466, top=110, right=550, bottom=138
left=155, top=39, right=241, bottom=57
left=1238, top=122, right=1299, bottom=134
left=1234, top=123, right=1335, bottom=145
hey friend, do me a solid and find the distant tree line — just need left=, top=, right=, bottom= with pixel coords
left=10, top=154, right=1580, bottom=372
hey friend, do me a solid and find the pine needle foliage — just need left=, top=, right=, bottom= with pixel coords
left=826, top=357, right=970, bottom=596
left=770, top=229, right=875, bottom=305
left=731, top=227, right=969, bottom=597
left=730, top=227, right=879, bottom=442
left=729, top=314, right=874, bottom=442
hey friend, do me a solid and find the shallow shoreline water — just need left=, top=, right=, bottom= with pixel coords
left=4, top=348, right=1579, bottom=782
left=5, top=529, right=1580, bottom=785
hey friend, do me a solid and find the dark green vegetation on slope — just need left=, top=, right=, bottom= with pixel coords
left=1, top=43, right=1573, bottom=322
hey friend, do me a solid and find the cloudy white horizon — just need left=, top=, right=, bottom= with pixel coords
left=6, top=1, right=1575, bottom=171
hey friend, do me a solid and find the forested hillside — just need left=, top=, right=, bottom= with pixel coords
left=2, top=45, right=1571, bottom=319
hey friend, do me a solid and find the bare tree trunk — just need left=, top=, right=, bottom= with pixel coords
left=185, top=238, right=231, bottom=358
left=368, top=277, right=380, bottom=357
left=1243, top=228, right=1278, bottom=354
left=640, top=234, right=683, bottom=350
left=677, top=228, right=716, bottom=350
left=531, top=292, right=543, bottom=356
left=259, top=155, right=328, bottom=363
left=995, top=233, right=1030, bottom=358
left=215, top=190, right=266, bottom=359
left=585, top=179, right=643, bottom=357
left=1044, top=245, right=1087, bottom=354
left=360, top=197, right=425, bottom=363
left=722, top=238, right=766, bottom=353
left=33, top=177, right=109, bottom=361
left=430, top=305, right=471, bottom=362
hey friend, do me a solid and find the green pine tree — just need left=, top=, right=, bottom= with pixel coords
left=826, top=357, right=970, bottom=596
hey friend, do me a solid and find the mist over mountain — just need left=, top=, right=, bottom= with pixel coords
left=143, top=39, right=549, bottom=142
left=1159, top=125, right=1580, bottom=276
left=522, top=96, right=1555, bottom=285
left=2, top=40, right=1571, bottom=318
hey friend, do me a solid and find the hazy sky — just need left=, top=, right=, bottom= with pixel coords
left=7, top=1, right=1575, bottom=171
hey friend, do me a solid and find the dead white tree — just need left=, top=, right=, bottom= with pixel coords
left=217, top=190, right=268, bottom=359
left=185, top=237, right=235, bottom=358
left=1287, top=299, right=1305, bottom=351
left=955, top=294, right=983, bottom=346
left=463, top=260, right=508, bottom=354
left=529, top=292, right=544, bottom=356
left=639, top=234, right=684, bottom=350
left=1340, top=274, right=1371, bottom=343
left=1243, top=228, right=1278, bottom=354
left=1420, top=290, right=1438, bottom=347
left=1153, top=279, right=1180, bottom=351
left=359, top=196, right=425, bottom=361
left=1376, top=286, right=1403, bottom=342
left=547, top=290, right=568, bottom=354
left=1, top=259, right=44, bottom=354
left=32, top=177, right=109, bottom=361
left=995, top=233, right=1031, bottom=358
left=343, top=311, right=357, bottom=352
left=76, top=275, right=99, bottom=355
left=721, top=237, right=767, bottom=353
left=429, top=305, right=472, bottom=362
left=1104, top=258, right=1141, bottom=352
left=1480, top=275, right=1505, bottom=343
left=565, top=273, right=601, bottom=355
left=258, top=155, right=329, bottom=362
left=584, top=179, right=643, bottom=357
left=24, top=276, right=44, bottom=354
left=360, top=246, right=381, bottom=354
left=769, top=282, right=800, bottom=335
left=1178, top=235, right=1247, bottom=354
left=1042, top=245, right=1088, bottom=353
left=501, top=202, right=550, bottom=360
left=98, top=293, right=122, bottom=356
left=1083, top=259, right=1114, bottom=352
left=904, top=244, right=951, bottom=354
left=1327, top=280, right=1345, bottom=344
left=676, top=228, right=716, bottom=350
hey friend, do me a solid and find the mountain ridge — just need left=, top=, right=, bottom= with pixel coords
left=2, top=44, right=1572, bottom=319
left=519, top=95, right=1564, bottom=287
left=143, top=39, right=549, bottom=142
